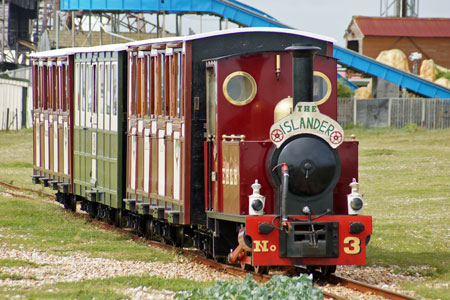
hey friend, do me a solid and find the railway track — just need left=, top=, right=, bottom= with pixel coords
left=0, top=180, right=418, bottom=300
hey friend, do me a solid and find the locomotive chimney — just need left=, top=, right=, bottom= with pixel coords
left=286, top=45, right=321, bottom=106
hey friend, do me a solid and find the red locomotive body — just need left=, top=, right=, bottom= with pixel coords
left=203, top=40, right=371, bottom=271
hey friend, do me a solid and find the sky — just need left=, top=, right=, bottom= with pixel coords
left=236, top=0, right=450, bottom=46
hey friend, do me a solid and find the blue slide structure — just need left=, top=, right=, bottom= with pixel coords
left=59, top=0, right=450, bottom=98
left=60, top=0, right=289, bottom=28
left=333, top=45, right=450, bottom=99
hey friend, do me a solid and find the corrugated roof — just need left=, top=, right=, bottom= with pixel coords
left=353, top=16, right=450, bottom=37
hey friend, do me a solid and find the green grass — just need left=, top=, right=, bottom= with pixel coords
left=346, top=126, right=450, bottom=299
left=0, top=275, right=212, bottom=300
left=1, top=128, right=449, bottom=299
left=0, top=196, right=173, bottom=263
left=0, top=259, right=43, bottom=268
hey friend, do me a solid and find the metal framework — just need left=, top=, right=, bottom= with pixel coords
left=380, top=0, right=419, bottom=17
left=0, top=0, right=251, bottom=66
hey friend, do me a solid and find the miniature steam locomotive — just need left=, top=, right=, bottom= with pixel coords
left=31, top=28, right=372, bottom=274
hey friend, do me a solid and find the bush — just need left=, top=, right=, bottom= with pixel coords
left=436, top=68, right=450, bottom=81
left=337, top=80, right=353, bottom=98
left=175, top=274, right=323, bottom=300
left=403, top=122, right=420, bottom=132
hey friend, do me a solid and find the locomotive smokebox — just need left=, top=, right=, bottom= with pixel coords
left=285, top=45, right=320, bottom=106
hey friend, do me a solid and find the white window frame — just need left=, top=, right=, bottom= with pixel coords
left=105, top=62, right=111, bottom=131
left=98, top=62, right=104, bottom=130
left=111, top=62, right=118, bottom=132
left=75, top=62, right=80, bottom=127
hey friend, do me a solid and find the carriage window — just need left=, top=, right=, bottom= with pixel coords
left=64, top=64, right=69, bottom=112
left=206, top=67, right=216, bottom=136
left=105, top=63, right=111, bottom=131
left=177, top=52, right=183, bottom=117
left=32, top=63, right=37, bottom=109
left=128, top=56, right=133, bottom=116
left=58, top=66, right=64, bottom=111
left=131, top=55, right=137, bottom=115
left=112, top=63, right=118, bottom=117
left=223, top=71, right=257, bottom=106
left=81, top=64, right=85, bottom=113
left=147, top=55, right=153, bottom=116
left=140, top=56, right=148, bottom=116
left=99, top=63, right=104, bottom=115
left=47, top=65, right=53, bottom=110
left=112, top=62, right=118, bottom=131
left=154, top=53, right=162, bottom=115
left=313, top=71, right=332, bottom=105
left=87, top=65, right=92, bottom=114
left=161, top=53, right=166, bottom=116
left=81, top=63, right=86, bottom=127
left=75, top=63, right=80, bottom=126
left=98, top=63, right=104, bottom=129
left=50, top=64, right=56, bottom=111
left=168, top=54, right=177, bottom=117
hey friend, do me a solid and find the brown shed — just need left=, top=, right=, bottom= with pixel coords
left=345, top=16, right=450, bottom=69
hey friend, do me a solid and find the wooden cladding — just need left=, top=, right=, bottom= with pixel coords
left=33, top=59, right=71, bottom=112
left=128, top=47, right=184, bottom=118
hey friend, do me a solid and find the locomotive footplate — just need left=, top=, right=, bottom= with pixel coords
left=279, top=222, right=338, bottom=258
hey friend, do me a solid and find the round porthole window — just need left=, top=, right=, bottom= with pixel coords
left=313, top=71, right=332, bottom=105
left=223, top=71, right=257, bottom=106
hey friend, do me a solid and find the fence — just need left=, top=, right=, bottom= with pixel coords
left=338, top=98, right=450, bottom=129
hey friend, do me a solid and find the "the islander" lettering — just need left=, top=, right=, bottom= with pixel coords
left=279, top=116, right=335, bottom=137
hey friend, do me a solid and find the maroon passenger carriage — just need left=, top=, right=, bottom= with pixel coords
left=30, top=48, right=75, bottom=204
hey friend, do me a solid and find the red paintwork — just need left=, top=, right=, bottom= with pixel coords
left=212, top=51, right=338, bottom=215
left=353, top=16, right=450, bottom=37
left=334, top=141, right=359, bottom=214
left=245, top=215, right=372, bottom=266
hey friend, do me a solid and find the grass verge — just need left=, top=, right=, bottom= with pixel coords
left=346, top=126, right=450, bottom=299
left=0, top=128, right=449, bottom=299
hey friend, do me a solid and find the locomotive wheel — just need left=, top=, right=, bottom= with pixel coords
left=320, top=265, right=336, bottom=277
left=240, top=262, right=251, bottom=271
left=253, top=265, right=269, bottom=275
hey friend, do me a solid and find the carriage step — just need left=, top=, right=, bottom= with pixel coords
left=49, top=180, right=59, bottom=190
left=165, top=210, right=180, bottom=224
left=86, top=189, right=103, bottom=202
left=136, top=202, right=150, bottom=214
left=151, top=206, right=165, bottom=219
left=41, top=177, right=50, bottom=187
left=58, top=182, right=69, bottom=194
left=123, top=198, right=137, bottom=211
left=31, top=175, right=43, bottom=184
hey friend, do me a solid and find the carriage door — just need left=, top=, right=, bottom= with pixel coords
left=206, top=62, right=218, bottom=211
left=89, top=63, right=98, bottom=186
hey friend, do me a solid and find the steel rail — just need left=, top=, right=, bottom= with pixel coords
left=2, top=180, right=419, bottom=300
left=328, top=275, right=419, bottom=300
